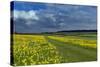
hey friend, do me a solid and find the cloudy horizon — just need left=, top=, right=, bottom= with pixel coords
left=11, top=1, right=97, bottom=33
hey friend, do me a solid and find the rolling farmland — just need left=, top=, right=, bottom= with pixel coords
left=11, top=32, right=97, bottom=66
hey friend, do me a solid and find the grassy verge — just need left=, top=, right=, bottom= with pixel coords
left=46, top=36, right=97, bottom=62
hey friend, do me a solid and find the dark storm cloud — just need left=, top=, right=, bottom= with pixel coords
left=12, top=1, right=97, bottom=33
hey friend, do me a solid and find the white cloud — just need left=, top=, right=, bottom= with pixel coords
left=13, top=10, right=39, bottom=20
left=45, top=14, right=56, bottom=22
left=59, top=22, right=65, bottom=27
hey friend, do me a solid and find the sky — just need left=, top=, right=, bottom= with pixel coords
left=11, top=1, right=97, bottom=33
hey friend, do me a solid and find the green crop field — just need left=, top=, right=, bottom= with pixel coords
left=11, top=32, right=97, bottom=66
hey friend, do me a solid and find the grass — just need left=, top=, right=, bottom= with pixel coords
left=47, top=37, right=97, bottom=62
left=11, top=33, right=97, bottom=66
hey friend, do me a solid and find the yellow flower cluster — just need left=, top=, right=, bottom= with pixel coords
left=13, top=34, right=62, bottom=66
left=48, top=36, right=96, bottom=48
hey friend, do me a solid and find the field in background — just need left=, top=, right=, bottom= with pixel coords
left=11, top=32, right=97, bottom=66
